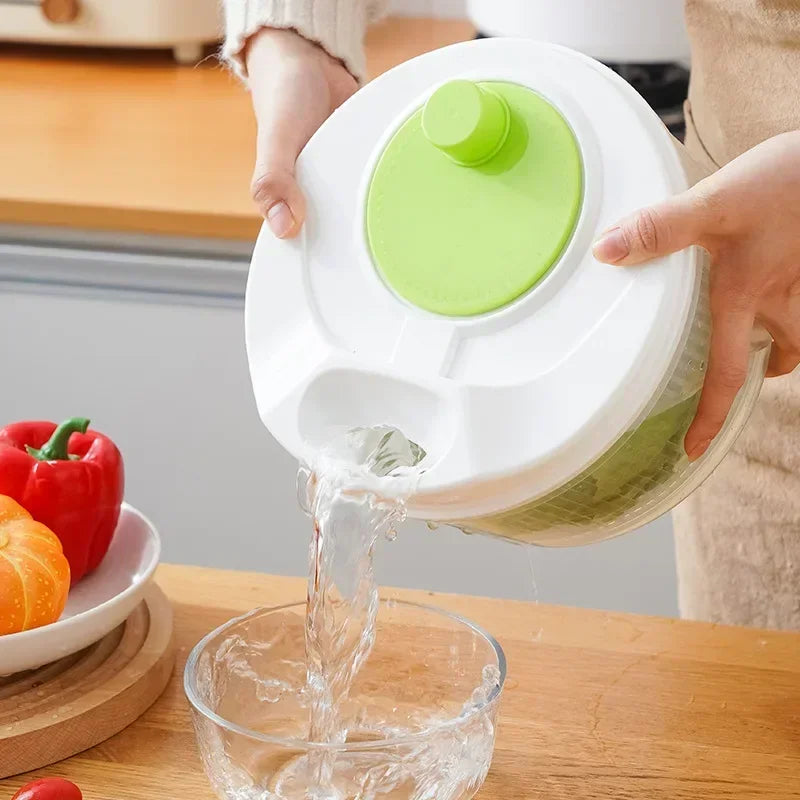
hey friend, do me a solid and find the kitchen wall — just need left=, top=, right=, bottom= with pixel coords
left=0, top=242, right=679, bottom=617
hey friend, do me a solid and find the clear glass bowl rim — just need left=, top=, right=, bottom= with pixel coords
left=184, top=598, right=507, bottom=752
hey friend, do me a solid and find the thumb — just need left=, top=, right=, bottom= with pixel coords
left=592, top=190, right=705, bottom=266
left=250, top=118, right=308, bottom=239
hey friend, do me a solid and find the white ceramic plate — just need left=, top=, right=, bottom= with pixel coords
left=0, top=503, right=161, bottom=676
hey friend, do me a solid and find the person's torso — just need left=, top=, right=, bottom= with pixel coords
left=685, top=0, right=800, bottom=167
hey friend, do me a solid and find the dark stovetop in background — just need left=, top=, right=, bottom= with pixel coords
left=474, top=32, right=690, bottom=141
left=606, top=62, right=689, bottom=140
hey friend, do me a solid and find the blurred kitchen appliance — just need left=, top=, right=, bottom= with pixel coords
left=467, top=0, right=691, bottom=137
left=1, top=0, right=221, bottom=64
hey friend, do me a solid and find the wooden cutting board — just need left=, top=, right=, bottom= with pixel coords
left=0, top=584, right=175, bottom=779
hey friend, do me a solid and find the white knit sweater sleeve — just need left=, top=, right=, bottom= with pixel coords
left=222, top=0, right=388, bottom=83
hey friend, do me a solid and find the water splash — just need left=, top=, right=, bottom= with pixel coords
left=300, top=427, right=426, bottom=749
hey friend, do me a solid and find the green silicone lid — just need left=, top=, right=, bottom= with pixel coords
left=366, top=80, right=583, bottom=317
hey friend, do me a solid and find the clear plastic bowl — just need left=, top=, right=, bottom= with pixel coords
left=461, top=262, right=772, bottom=545
left=184, top=600, right=506, bottom=800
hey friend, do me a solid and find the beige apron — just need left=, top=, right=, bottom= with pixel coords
left=673, top=0, right=800, bottom=629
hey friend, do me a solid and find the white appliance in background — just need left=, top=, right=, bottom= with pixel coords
left=466, top=0, right=690, bottom=63
left=0, top=0, right=221, bottom=64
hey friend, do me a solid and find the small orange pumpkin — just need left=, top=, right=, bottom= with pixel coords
left=0, top=495, right=70, bottom=635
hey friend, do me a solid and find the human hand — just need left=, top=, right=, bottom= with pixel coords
left=245, top=28, right=358, bottom=238
left=593, top=131, right=800, bottom=460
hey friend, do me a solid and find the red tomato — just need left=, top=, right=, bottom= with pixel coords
left=11, top=778, right=82, bottom=800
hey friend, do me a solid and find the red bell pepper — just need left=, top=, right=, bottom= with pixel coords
left=0, top=417, right=124, bottom=585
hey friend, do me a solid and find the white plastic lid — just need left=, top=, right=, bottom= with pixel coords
left=245, top=39, right=700, bottom=520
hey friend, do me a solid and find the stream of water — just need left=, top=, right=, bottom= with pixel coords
left=298, top=427, right=426, bottom=791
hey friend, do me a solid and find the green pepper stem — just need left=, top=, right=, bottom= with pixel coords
left=26, top=417, right=90, bottom=461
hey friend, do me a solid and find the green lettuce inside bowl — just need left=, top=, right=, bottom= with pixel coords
left=467, top=391, right=701, bottom=538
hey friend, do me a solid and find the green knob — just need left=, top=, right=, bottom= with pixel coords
left=422, top=80, right=511, bottom=166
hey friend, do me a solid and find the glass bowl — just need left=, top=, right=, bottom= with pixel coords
left=184, top=600, right=506, bottom=800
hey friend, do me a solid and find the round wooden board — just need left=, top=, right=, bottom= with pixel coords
left=0, top=583, right=175, bottom=779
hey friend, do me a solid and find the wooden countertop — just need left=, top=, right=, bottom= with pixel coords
left=0, top=18, right=474, bottom=241
left=3, top=564, right=800, bottom=798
